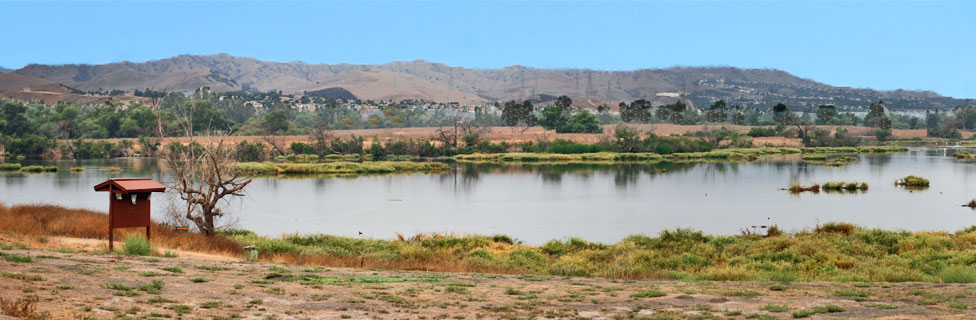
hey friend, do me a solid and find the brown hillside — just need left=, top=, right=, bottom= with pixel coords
left=11, top=54, right=973, bottom=108
left=0, top=73, right=74, bottom=93
left=306, top=70, right=484, bottom=103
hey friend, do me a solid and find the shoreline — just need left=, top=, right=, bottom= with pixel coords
left=3, top=204, right=976, bottom=283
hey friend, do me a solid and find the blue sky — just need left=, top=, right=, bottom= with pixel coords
left=2, top=1, right=974, bottom=98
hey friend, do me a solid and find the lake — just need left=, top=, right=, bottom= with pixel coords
left=2, top=147, right=976, bottom=244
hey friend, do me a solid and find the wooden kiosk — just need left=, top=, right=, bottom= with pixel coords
left=93, top=178, right=166, bottom=250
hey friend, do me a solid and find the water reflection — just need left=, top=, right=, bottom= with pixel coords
left=4, top=148, right=976, bottom=244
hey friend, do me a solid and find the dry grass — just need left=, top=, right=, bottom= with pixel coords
left=80, top=124, right=952, bottom=151
left=0, top=295, right=41, bottom=320
left=788, top=183, right=821, bottom=193
left=0, top=204, right=242, bottom=257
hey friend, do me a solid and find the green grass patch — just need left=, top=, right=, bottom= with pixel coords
left=19, top=165, right=57, bottom=173
left=236, top=161, right=449, bottom=175
left=0, top=251, right=32, bottom=263
left=895, top=175, right=930, bottom=188
left=122, top=236, right=152, bottom=256
left=792, top=305, right=844, bottom=318
left=631, top=290, right=667, bottom=298
left=760, top=304, right=790, bottom=312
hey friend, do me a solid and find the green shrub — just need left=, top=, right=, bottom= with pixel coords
left=937, top=266, right=976, bottom=283
left=631, top=290, right=667, bottom=298
left=895, top=175, right=929, bottom=187
left=123, top=236, right=152, bottom=256
left=19, top=165, right=57, bottom=173
left=0, top=252, right=32, bottom=263
left=760, top=304, right=790, bottom=312
left=814, top=222, right=855, bottom=235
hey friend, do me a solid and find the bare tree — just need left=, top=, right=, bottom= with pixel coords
left=309, top=124, right=335, bottom=157
left=161, top=140, right=251, bottom=236
left=261, top=135, right=288, bottom=156
left=434, top=115, right=464, bottom=147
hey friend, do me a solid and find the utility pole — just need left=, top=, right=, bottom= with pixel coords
left=575, top=70, right=580, bottom=97
left=520, top=70, right=525, bottom=101
left=585, top=71, right=597, bottom=97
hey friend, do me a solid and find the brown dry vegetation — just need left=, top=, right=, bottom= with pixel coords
left=90, top=124, right=959, bottom=150
left=0, top=204, right=241, bottom=257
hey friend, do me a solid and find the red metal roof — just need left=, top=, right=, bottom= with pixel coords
left=94, top=178, right=166, bottom=193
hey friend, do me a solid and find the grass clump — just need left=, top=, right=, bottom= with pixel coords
left=122, top=236, right=152, bottom=256
left=160, top=266, right=183, bottom=274
left=0, top=163, right=21, bottom=171
left=821, top=181, right=868, bottom=192
left=630, top=290, right=667, bottom=298
left=69, top=167, right=85, bottom=173
left=768, top=284, right=788, bottom=291
left=895, top=175, right=929, bottom=188
left=825, top=155, right=859, bottom=167
left=801, top=154, right=827, bottom=161
left=236, top=161, right=449, bottom=175
left=814, top=222, right=855, bottom=235
left=792, top=305, right=844, bottom=318
left=936, top=266, right=976, bottom=283
left=0, top=251, right=32, bottom=263
left=1, top=272, right=44, bottom=281
left=833, top=289, right=872, bottom=300
left=19, top=165, right=57, bottom=173
left=760, top=304, right=790, bottom=312
left=788, top=183, right=820, bottom=193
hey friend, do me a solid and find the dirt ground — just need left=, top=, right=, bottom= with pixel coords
left=2, top=236, right=976, bottom=319
left=95, top=124, right=967, bottom=150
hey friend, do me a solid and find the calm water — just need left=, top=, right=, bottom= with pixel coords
left=3, top=148, right=976, bottom=244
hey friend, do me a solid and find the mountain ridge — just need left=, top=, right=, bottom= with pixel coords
left=9, top=53, right=972, bottom=109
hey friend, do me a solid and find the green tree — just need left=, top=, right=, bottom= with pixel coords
left=539, top=104, right=570, bottom=130
left=772, top=103, right=790, bottom=124
left=953, top=106, right=976, bottom=130
left=559, top=111, right=602, bottom=133
left=816, top=105, right=837, bottom=124
left=613, top=124, right=641, bottom=152
left=705, top=100, right=728, bottom=123
left=620, top=99, right=652, bottom=123
left=502, top=100, right=537, bottom=129
left=0, top=100, right=31, bottom=136
left=261, top=110, right=290, bottom=134
left=864, top=100, right=891, bottom=129
left=655, top=100, right=687, bottom=124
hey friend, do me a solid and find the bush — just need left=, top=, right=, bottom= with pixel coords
left=290, top=142, right=315, bottom=155
left=19, top=165, right=57, bottom=173
left=937, top=266, right=976, bottom=283
left=814, top=222, right=855, bottom=235
left=123, top=236, right=152, bottom=256
left=368, top=142, right=388, bottom=160
left=895, top=175, right=929, bottom=188
left=746, top=127, right=778, bottom=137
left=236, top=140, right=267, bottom=162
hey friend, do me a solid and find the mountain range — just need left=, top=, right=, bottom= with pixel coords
left=5, top=53, right=972, bottom=110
